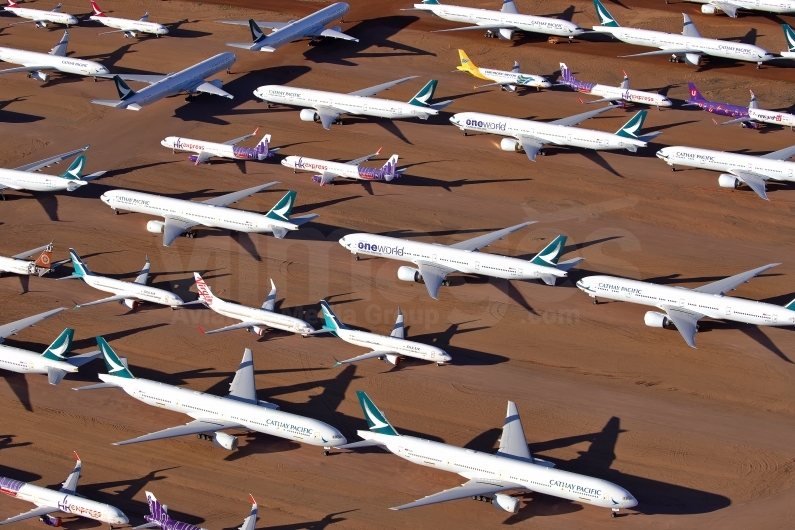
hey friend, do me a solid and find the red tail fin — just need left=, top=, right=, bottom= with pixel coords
left=34, top=250, right=53, bottom=269
left=7, top=0, right=19, bottom=8
left=90, top=0, right=105, bottom=16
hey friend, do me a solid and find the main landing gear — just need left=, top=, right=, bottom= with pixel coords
left=593, top=297, right=598, bottom=305
left=323, top=447, right=330, bottom=456
left=611, top=508, right=619, bottom=518
left=354, top=254, right=359, bottom=261
left=668, top=55, right=679, bottom=63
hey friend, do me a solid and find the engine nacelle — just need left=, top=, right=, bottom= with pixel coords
left=500, top=138, right=521, bottom=152
left=123, top=30, right=137, bottom=38
left=39, top=515, right=62, bottom=527
left=249, top=326, right=265, bottom=336
left=207, top=79, right=223, bottom=89
left=122, top=298, right=143, bottom=309
left=212, top=431, right=239, bottom=450
left=718, top=174, right=739, bottom=189
left=329, top=25, right=341, bottom=32
left=644, top=311, right=670, bottom=328
left=700, top=4, right=717, bottom=14
left=497, top=28, right=514, bottom=40
left=300, top=109, right=319, bottom=122
left=492, top=494, right=520, bottom=514
left=397, top=266, right=422, bottom=283
left=684, top=53, right=701, bottom=66
left=29, top=71, right=50, bottom=82
left=147, top=220, right=165, bottom=234
left=385, top=354, right=400, bottom=366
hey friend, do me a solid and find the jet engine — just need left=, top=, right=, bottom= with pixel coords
left=492, top=494, right=520, bottom=514
left=147, top=220, right=165, bottom=233
left=397, top=266, right=422, bottom=283
left=644, top=311, right=670, bottom=328
left=29, top=71, right=50, bottom=82
left=123, top=31, right=137, bottom=38
left=35, top=21, right=48, bottom=28
left=497, top=28, right=514, bottom=40
left=212, top=431, right=238, bottom=450
left=684, top=53, right=701, bottom=66
left=700, top=4, right=717, bottom=14
left=500, top=138, right=521, bottom=152
left=249, top=326, right=265, bottom=336
left=122, top=299, right=143, bottom=309
left=384, top=354, right=400, bottom=366
left=300, top=109, right=319, bottom=122
left=718, top=174, right=739, bottom=189
left=39, top=515, right=62, bottom=527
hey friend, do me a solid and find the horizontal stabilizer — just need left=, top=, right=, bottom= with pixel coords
left=72, top=382, right=121, bottom=391
left=637, top=131, right=663, bottom=142
left=338, top=439, right=385, bottom=450
left=47, top=367, right=67, bottom=386
left=289, top=213, right=319, bottom=226
left=194, top=81, right=233, bottom=99
left=429, top=99, right=453, bottom=110
left=66, top=350, right=102, bottom=367
left=226, top=42, right=256, bottom=50
left=556, top=257, right=584, bottom=272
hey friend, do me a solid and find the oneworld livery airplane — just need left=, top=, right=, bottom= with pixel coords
left=0, top=147, right=105, bottom=199
left=319, top=302, right=451, bottom=366
left=89, top=1, right=168, bottom=38
left=137, top=491, right=258, bottom=530
left=339, top=226, right=583, bottom=299
left=161, top=128, right=278, bottom=165
left=74, top=339, right=347, bottom=454
left=0, top=453, right=128, bottom=527
left=4, top=1, right=77, bottom=28
left=455, top=49, right=551, bottom=92
left=558, top=63, right=672, bottom=109
left=339, top=392, right=637, bottom=517
left=281, top=148, right=401, bottom=186
left=0, top=30, right=109, bottom=82
left=217, top=2, right=356, bottom=52
left=780, top=24, right=795, bottom=58
left=577, top=263, right=795, bottom=347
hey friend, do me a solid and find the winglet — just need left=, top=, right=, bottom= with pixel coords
left=197, top=325, right=206, bottom=334
left=73, top=451, right=80, bottom=462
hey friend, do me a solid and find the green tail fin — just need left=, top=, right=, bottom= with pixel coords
left=408, top=80, right=437, bottom=107
left=615, top=110, right=647, bottom=138
left=530, top=235, right=568, bottom=268
left=593, top=0, right=620, bottom=27
left=41, top=328, right=74, bottom=361
left=96, top=337, right=135, bottom=378
left=265, top=191, right=296, bottom=221
left=68, top=248, right=91, bottom=278
left=113, top=75, right=136, bottom=101
left=421, top=0, right=440, bottom=4
left=783, top=24, right=795, bottom=52
left=319, top=300, right=347, bottom=334
left=356, top=391, right=399, bottom=436
left=59, top=155, right=85, bottom=180
left=785, top=298, right=795, bottom=310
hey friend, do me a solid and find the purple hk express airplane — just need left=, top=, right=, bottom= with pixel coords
left=685, top=82, right=759, bottom=128
left=134, top=492, right=257, bottom=530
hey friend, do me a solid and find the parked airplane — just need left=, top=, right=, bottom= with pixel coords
left=406, top=0, right=584, bottom=41
left=92, top=53, right=236, bottom=110
left=0, top=31, right=109, bottom=82
left=282, top=148, right=401, bottom=185
left=450, top=107, right=660, bottom=161
left=455, top=49, right=550, bottom=92
left=4, top=1, right=77, bottom=28
left=340, top=227, right=583, bottom=299
left=0, top=328, right=99, bottom=385
left=0, top=242, right=66, bottom=277
left=0, top=147, right=105, bottom=199
left=558, top=63, right=671, bottom=109
left=319, top=302, right=450, bottom=367
left=74, top=339, right=347, bottom=454
left=100, top=184, right=318, bottom=245
left=217, top=2, right=356, bottom=52
left=340, top=392, right=637, bottom=516
left=0, top=453, right=128, bottom=527
left=781, top=24, right=795, bottom=58
left=682, top=0, right=795, bottom=17
left=592, top=0, right=775, bottom=67
left=656, top=144, right=795, bottom=200
left=63, top=249, right=188, bottom=309
left=161, top=128, right=278, bottom=165
left=139, top=491, right=258, bottom=530
left=577, top=263, right=794, bottom=348
left=713, top=90, right=795, bottom=130
left=254, top=77, right=452, bottom=130
left=89, top=1, right=168, bottom=37
left=685, top=82, right=755, bottom=126
left=194, top=273, right=317, bottom=337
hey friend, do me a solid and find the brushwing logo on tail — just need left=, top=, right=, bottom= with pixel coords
left=622, top=117, right=643, bottom=137
left=101, top=343, right=127, bottom=374
left=271, top=201, right=291, bottom=220
left=363, top=401, right=390, bottom=430
left=536, top=241, right=562, bottom=265
left=596, top=3, right=616, bottom=25
left=48, top=338, right=69, bottom=358
left=67, top=159, right=83, bottom=179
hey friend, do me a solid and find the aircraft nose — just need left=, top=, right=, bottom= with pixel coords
left=98, top=66, right=110, bottom=74
left=655, top=149, right=666, bottom=159
left=100, top=193, right=109, bottom=203
left=115, top=512, right=129, bottom=524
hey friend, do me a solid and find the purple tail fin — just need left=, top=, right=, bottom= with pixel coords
left=559, top=62, right=575, bottom=86
left=687, top=82, right=705, bottom=102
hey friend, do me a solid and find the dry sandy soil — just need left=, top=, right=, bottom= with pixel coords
left=3, top=0, right=795, bottom=528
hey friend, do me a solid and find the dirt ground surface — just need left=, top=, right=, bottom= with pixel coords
left=3, top=0, right=795, bottom=528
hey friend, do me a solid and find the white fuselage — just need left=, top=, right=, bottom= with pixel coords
left=334, top=328, right=450, bottom=363
left=362, top=431, right=637, bottom=510
left=101, top=374, right=346, bottom=447
left=161, top=137, right=239, bottom=160
left=450, top=112, right=647, bottom=152
left=205, top=297, right=314, bottom=335
left=254, top=85, right=439, bottom=120
left=90, top=15, right=168, bottom=36
left=0, top=481, right=127, bottom=525
left=479, top=68, right=550, bottom=89
left=657, top=146, right=795, bottom=183
left=0, top=344, right=76, bottom=376
left=4, top=6, right=77, bottom=26
left=0, top=47, right=108, bottom=76
left=81, top=274, right=183, bottom=307
left=282, top=156, right=366, bottom=180
left=100, top=190, right=298, bottom=235
left=251, top=3, right=349, bottom=50
left=748, top=107, right=795, bottom=127
left=414, top=3, right=582, bottom=37
left=592, top=25, right=774, bottom=63
left=579, top=84, right=671, bottom=108
left=578, top=275, right=795, bottom=326
left=0, top=256, right=37, bottom=275
left=686, top=0, right=795, bottom=14
left=339, top=233, right=566, bottom=282
left=0, top=168, right=85, bottom=192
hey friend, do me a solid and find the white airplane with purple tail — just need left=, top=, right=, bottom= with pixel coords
left=558, top=63, right=671, bottom=109
left=161, top=128, right=278, bottom=165
left=281, top=148, right=402, bottom=186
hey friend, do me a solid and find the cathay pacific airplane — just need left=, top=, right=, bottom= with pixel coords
left=194, top=273, right=317, bottom=337
left=319, top=301, right=451, bottom=366
left=4, top=1, right=77, bottom=28
left=0, top=30, right=109, bottom=82
left=450, top=107, right=660, bottom=161
left=100, top=184, right=318, bottom=245
left=576, top=263, right=795, bottom=347
left=406, top=0, right=583, bottom=41
left=254, top=77, right=452, bottom=130
left=89, top=1, right=168, bottom=37
left=455, top=49, right=550, bottom=92
left=0, top=146, right=105, bottom=199
left=781, top=24, right=795, bottom=58
left=0, top=328, right=99, bottom=385
left=161, top=128, right=278, bottom=165
left=0, top=453, right=128, bottom=527
left=339, top=226, right=583, bottom=299
left=558, top=63, right=671, bottom=109
left=683, top=0, right=795, bottom=17
left=74, top=339, right=347, bottom=454
left=281, top=148, right=401, bottom=186
left=139, top=491, right=257, bottom=530
left=656, top=144, right=795, bottom=200
left=340, top=392, right=637, bottom=517
left=0, top=241, right=65, bottom=277
left=592, top=0, right=774, bottom=67
left=217, top=2, right=356, bottom=52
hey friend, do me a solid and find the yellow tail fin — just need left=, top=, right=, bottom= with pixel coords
left=456, top=49, right=488, bottom=79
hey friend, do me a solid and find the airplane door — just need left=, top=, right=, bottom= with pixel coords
left=432, top=253, right=437, bottom=263
left=566, top=133, right=572, bottom=144
left=772, top=314, right=778, bottom=324
left=475, top=261, right=480, bottom=270
left=726, top=306, right=732, bottom=316
left=680, top=298, right=686, bottom=308
left=517, top=268, right=522, bottom=277
left=789, top=169, right=793, bottom=178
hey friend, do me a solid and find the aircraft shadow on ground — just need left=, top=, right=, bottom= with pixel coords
left=0, top=434, right=31, bottom=452
left=161, top=19, right=213, bottom=39
left=409, top=321, right=507, bottom=366
left=1, top=373, right=34, bottom=412
left=0, top=461, right=41, bottom=484
left=255, top=510, right=355, bottom=530
left=0, top=97, right=43, bottom=123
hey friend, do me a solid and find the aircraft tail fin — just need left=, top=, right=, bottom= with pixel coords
left=6, top=0, right=19, bottom=8
left=49, top=30, right=69, bottom=57
left=408, top=79, right=438, bottom=107
left=501, top=0, right=518, bottom=14
left=420, top=0, right=441, bottom=3
left=319, top=300, right=349, bottom=333
left=112, top=75, right=137, bottom=101
left=390, top=307, right=404, bottom=339
left=749, top=89, right=759, bottom=109
left=785, top=298, right=795, bottom=310
left=41, top=328, right=74, bottom=361
left=783, top=24, right=795, bottom=52
left=383, top=154, right=399, bottom=181
left=34, top=242, right=54, bottom=272
left=262, top=279, right=276, bottom=311
left=96, top=337, right=135, bottom=379
left=249, top=19, right=267, bottom=43
left=558, top=62, right=579, bottom=87
left=58, top=155, right=86, bottom=181
left=194, top=272, right=216, bottom=307
left=686, top=82, right=706, bottom=104
left=90, top=0, right=106, bottom=16
left=511, top=60, right=520, bottom=73
left=257, top=133, right=271, bottom=160
left=143, top=491, right=174, bottom=529
left=456, top=49, right=480, bottom=76
left=620, top=70, right=629, bottom=90
left=682, top=13, right=702, bottom=38
left=615, top=110, right=647, bottom=138
left=356, top=391, right=400, bottom=436
left=529, top=235, right=568, bottom=268
left=264, top=190, right=296, bottom=221
left=593, top=0, right=620, bottom=27
left=68, top=249, right=92, bottom=278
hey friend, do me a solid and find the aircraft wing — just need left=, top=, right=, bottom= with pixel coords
left=0, top=506, right=60, bottom=525
left=0, top=65, right=57, bottom=75
left=193, top=151, right=214, bottom=166
left=760, top=145, right=795, bottom=160
left=113, top=419, right=244, bottom=446
left=620, top=49, right=691, bottom=58
left=334, top=350, right=396, bottom=366
left=729, top=169, right=769, bottom=200
left=346, top=147, right=382, bottom=165
left=309, top=27, right=358, bottom=41
left=432, top=24, right=511, bottom=33
left=75, top=294, right=129, bottom=308
left=497, top=401, right=532, bottom=462
left=391, top=479, right=523, bottom=510
left=12, top=243, right=50, bottom=260
left=223, top=129, right=259, bottom=146
left=59, top=452, right=81, bottom=495
left=311, top=106, right=341, bottom=130
left=449, top=222, right=534, bottom=252
left=719, top=117, right=752, bottom=126
left=226, top=348, right=257, bottom=404
left=415, top=261, right=456, bottom=300
left=0, top=307, right=66, bottom=342
left=96, top=74, right=168, bottom=84
left=516, top=135, right=546, bottom=161
left=200, top=182, right=279, bottom=207
left=215, top=20, right=289, bottom=29
left=193, top=81, right=233, bottom=99
left=659, top=306, right=703, bottom=349
left=162, top=216, right=198, bottom=247
left=711, top=1, right=738, bottom=17
left=13, top=145, right=89, bottom=172
left=693, top=263, right=779, bottom=296
left=348, top=76, right=418, bottom=97
left=549, top=105, right=615, bottom=127
left=199, top=321, right=257, bottom=335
